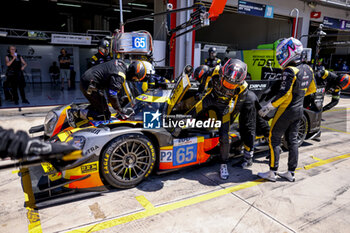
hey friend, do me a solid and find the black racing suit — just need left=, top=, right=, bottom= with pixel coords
left=315, top=70, right=341, bottom=112
left=80, top=60, right=127, bottom=121
left=268, top=64, right=316, bottom=172
left=205, top=57, right=221, bottom=68
left=88, top=51, right=112, bottom=68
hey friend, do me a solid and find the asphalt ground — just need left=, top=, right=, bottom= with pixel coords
left=0, top=95, right=349, bottom=233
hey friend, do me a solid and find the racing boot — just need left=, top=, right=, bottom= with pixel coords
left=278, top=171, right=295, bottom=182
left=257, top=170, right=277, bottom=182
left=241, top=150, right=253, bottom=168
left=220, top=163, right=229, bottom=180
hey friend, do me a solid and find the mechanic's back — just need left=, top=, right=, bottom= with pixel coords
left=81, top=59, right=126, bottom=90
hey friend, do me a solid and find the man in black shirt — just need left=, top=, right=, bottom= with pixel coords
left=58, top=48, right=71, bottom=91
left=204, top=47, right=221, bottom=68
left=67, top=60, right=146, bottom=124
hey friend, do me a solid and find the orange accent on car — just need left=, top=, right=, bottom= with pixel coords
left=67, top=172, right=104, bottom=189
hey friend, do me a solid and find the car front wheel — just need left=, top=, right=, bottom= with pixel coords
left=99, top=134, right=156, bottom=189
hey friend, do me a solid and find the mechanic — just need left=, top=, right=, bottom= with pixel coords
left=67, top=59, right=146, bottom=124
left=315, top=70, right=350, bottom=111
left=258, top=37, right=317, bottom=182
left=186, top=58, right=264, bottom=179
left=204, top=47, right=221, bottom=68
left=0, top=126, right=77, bottom=161
left=88, top=38, right=112, bottom=68
left=193, top=64, right=270, bottom=168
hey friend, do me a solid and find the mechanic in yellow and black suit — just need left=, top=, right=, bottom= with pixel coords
left=204, top=47, right=221, bottom=68
left=258, top=38, right=317, bottom=182
left=315, top=69, right=350, bottom=112
left=88, top=38, right=112, bottom=68
left=67, top=60, right=146, bottom=124
left=187, top=59, right=260, bottom=180
left=193, top=64, right=270, bottom=169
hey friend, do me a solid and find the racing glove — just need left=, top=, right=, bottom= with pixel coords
left=258, top=102, right=275, bottom=118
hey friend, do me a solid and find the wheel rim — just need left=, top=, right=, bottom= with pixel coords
left=109, top=139, right=151, bottom=182
left=297, top=118, right=306, bottom=143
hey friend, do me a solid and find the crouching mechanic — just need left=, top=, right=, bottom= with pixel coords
left=315, top=70, right=350, bottom=111
left=258, top=37, right=316, bottom=182
left=193, top=64, right=270, bottom=169
left=67, top=60, right=146, bottom=124
left=186, top=59, right=258, bottom=179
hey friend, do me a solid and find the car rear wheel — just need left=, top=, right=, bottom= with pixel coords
left=99, top=134, right=156, bottom=189
left=282, top=114, right=308, bottom=149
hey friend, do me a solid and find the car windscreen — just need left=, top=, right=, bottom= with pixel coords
left=126, top=100, right=165, bottom=121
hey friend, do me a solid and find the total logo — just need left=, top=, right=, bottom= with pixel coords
left=143, top=110, right=161, bottom=129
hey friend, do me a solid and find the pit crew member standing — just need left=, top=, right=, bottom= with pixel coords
left=187, top=59, right=257, bottom=179
left=88, top=38, right=112, bottom=68
left=205, top=47, right=221, bottom=68
left=258, top=38, right=317, bottom=182
left=67, top=60, right=146, bottom=123
left=315, top=70, right=350, bottom=111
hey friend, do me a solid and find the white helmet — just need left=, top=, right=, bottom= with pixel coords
left=276, top=37, right=303, bottom=68
left=143, top=61, right=155, bottom=75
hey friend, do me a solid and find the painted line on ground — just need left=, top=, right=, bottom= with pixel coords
left=64, top=152, right=350, bottom=233
left=136, top=195, right=155, bottom=210
left=321, top=126, right=350, bottom=135
left=310, top=156, right=324, bottom=162
left=323, top=107, right=350, bottom=113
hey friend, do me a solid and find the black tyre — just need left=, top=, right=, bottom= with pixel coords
left=282, top=114, right=308, bottom=149
left=99, top=134, right=156, bottom=189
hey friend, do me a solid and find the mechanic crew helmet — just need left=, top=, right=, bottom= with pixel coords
left=208, top=47, right=217, bottom=59
left=194, top=65, right=209, bottom=81
left=98, top=38, right=110, bottom=56
left=126, top=60, right=147, bottom=81
left=338, top=74, right=350, bottom=90
left=221, top=58, right=247, bottom=90
left=276, top=37, right=303, bottom=68
left=143, top=61, right=155, bottom=75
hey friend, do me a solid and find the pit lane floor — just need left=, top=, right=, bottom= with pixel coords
left=0, top=95, right=350, bottom=233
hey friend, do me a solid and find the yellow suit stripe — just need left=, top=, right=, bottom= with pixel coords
left=269, top=77, right=296, bottom=168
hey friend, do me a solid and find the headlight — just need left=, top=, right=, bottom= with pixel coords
left=44, top=111, right=58, bottom=136
left=67, top=136, right=86, bottom=150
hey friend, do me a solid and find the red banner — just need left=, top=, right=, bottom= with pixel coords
left=208, top=0, right=227, bottom=20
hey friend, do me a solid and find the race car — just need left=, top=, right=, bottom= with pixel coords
left=29, top=73, right=242, bottom=193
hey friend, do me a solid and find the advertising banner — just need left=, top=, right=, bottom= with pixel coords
left=238, top=1, right=274, bottom=19
left=242, top=50, right=280, bottom=80
left=323, top=17, right=350, bottom=30
left=51, top=34, right=92, bottom=45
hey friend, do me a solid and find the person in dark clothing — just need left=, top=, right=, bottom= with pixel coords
left=0, top=126, right=78, bottom=161
left=193, top=64, right=270, bottom=168
left=49, top=61, right=60, bottom=84
left=5, top=45, right=29, bottom=105
left=88, top=38, right=112, bottom=68
left=258, top=37, right=317, bottom=182
left=186, top=59, right=254, bottom=179
left=67, top=60, right=146, bottom=124
left=315, top=70, right=350, bottom=111
left=205, top=47, right=221, bottom=68
left=58, top=48, right=71, bottom=91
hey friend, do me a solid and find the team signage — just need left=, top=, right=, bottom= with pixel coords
left=238, top=1, right=274, bottom=19
left=323, top=17, right=350, bottom=30
left=51, top=34, right=92, bottom=45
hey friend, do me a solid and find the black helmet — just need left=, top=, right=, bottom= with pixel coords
left=126, top=60, right=147, bottom=81
left=98, top=38, right=110, bottom=55
left=221, top=58, right=247, bottom=89
left=338, top=74, right=350, bottom=90
left=208, top=47, right=217, bottom=58
left=194, top=65, right=209, bottom=81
